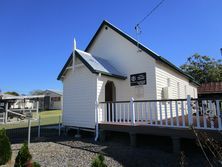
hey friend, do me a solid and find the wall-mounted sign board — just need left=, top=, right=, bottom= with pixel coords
left=130, top=72, right=146, bottom=86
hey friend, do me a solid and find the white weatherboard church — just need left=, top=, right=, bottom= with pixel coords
left=57, top=20, right=198, bottom=129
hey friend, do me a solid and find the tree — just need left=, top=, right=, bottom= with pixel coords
left=180, top=54, right=222, bottom=84
left=14, top=143, right=32, bottom=167
left=30, top=90, right=45, bottom=95
left=0, top=128, right=12, bottom=165
left=4, top=91, right=19, bottom=96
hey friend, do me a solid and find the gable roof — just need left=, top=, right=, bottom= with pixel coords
left=76, top=49, right=127, bottom=79
left=58, top=20, right=199, bottom=85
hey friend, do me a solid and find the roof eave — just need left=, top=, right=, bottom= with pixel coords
left=59, top=20, right=199, bottom=85
left=57, top=54, right=73, bottom=80
left=85, top=20, right=199, bottom=86
left=95, top=70, right=127, bottom=80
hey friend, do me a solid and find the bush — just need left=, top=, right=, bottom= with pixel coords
left=0, top=128, right=12, bottom=165
left=91, top=154, right=107, bottom=167
left=14, top=143, right=32, bottom=167
left=32, top=161, right=41, bottom=167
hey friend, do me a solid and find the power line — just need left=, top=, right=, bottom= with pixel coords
left=135, top=0, right=166, bottom=28
left=135, top=0, right=166, bottom=52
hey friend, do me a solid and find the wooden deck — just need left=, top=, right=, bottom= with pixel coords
left=99, top=116, right=222, bottom=141
left=99, top=121, right=222, bottom=141
left=96, top=98, right=222, bottom=152
left=98, top=121, right=222, bottom=153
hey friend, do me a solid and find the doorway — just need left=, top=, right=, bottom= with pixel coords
left=105, top=81, right=116, bottom=121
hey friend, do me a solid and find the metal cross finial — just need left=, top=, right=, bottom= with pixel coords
left=73, top=38, right=76, bottom=71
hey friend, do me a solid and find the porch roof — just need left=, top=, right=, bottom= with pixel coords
left=75, top=49, right=127, bottom=80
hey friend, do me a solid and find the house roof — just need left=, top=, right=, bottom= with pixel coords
left=198, top=82, right=222, bottom=94
left=2, top=95, right=45, bottom=100
left=45, top=89, right=63, bottom=96
left=57, top=20, right=199, bottom=86
left=76, top=49, right=126, bottom=79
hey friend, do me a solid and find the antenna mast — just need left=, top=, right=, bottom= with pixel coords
left=135, top=0, right=166, bottom=52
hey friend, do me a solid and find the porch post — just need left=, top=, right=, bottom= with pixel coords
left=130, top=97, right=135, bottom=125
left=95, top=100, right=99, bottom=141
left=187, top=95, right=193, bottom=125
left=171, top=137, right=181, bottom=154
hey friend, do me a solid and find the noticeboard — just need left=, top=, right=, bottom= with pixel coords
left=130, top=73, right=146, bottom=86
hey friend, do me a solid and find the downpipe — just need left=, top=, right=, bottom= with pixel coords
left=94, top=123, right=99, bottom=141
left=94, top=99, right=99, bottom=141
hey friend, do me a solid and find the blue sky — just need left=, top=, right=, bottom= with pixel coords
left=0, top=0, right=222, bottom=95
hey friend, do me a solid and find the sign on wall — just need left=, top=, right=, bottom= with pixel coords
left=130, top=73, right=147, bottom=86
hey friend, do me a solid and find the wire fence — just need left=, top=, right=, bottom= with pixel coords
left=0, top=114, right=63, bottom=143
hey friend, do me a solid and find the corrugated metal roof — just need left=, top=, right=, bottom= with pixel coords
left=198, top=82, right=222, bottom=94
left=2, top=95, right=45, bottom=100
left=76, top=49, right=127, bottom=79
left=46, top=89, right=63, bottom=95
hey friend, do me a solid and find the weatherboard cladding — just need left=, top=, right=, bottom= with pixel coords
left=57, top=20, right=198, bottom=85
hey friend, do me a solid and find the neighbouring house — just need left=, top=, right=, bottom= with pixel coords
left=198, top=82, right=222, bottom=99
left=0, top=90, right=63, bottom=111
left=57, top=20, right=198, bottom=129
left=43, top=89, right=63, bottom=110
left=1, top=95, right=45, bottom=110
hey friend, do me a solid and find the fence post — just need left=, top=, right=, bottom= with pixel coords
left=36, top=101, right=39, bottom=116
left=28, top=118, right=31, bottom=148
left=38, top=114, right=41, bottom=138
left=187, top=95, right=193, bottom=126
left=130, top=97, right=135, bottom=125
left=5, top=102, right=8, bottom=124
left=58, top=115, right=61, bottom=136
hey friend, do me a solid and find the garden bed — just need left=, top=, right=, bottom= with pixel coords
left=3, top=137, right=206, bottom=167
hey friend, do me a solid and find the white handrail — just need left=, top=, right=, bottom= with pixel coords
left=98, top=97, right=222, bottom=131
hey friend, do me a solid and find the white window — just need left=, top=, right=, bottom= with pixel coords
left=177, top=82, right=180, bottom=98
left=167, top=78, right=171, bottom=87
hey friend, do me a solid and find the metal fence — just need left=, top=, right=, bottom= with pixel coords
left=0, top=114, right=62, bottom=143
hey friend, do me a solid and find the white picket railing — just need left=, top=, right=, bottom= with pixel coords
left=97, top=96, right=222, bottom=131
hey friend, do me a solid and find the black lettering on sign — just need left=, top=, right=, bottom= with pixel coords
left=130, top=73, right=146, bottom=86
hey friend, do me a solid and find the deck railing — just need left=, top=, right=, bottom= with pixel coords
left=97, top=96, right=222, bottom=131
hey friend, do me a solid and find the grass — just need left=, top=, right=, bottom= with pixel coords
left=0, top=110, right=62, bottom=129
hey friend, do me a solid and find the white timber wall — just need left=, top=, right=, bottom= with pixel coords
left=155, top=62, right=197, bottom=99
left=155, top=62, right=198, bottom=120
left=89, top=25, right=157, bottom=101
left=62, top=63, right=97, bottom=129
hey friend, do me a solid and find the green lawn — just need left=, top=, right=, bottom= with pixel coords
left=0, top=110, right=63, bottom=129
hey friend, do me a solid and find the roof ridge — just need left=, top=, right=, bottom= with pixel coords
left=58, top=20, right=199, bottom=85
left=84, top=20, right=199, bottom=86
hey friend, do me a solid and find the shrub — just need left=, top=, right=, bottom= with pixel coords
left=91, top=154, right=107, bottom=167
left=32, top=161, right=41, bottom=167
left=0, top=128, right=12, bottom=165
left=14, top=143, right=32, bottom=167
